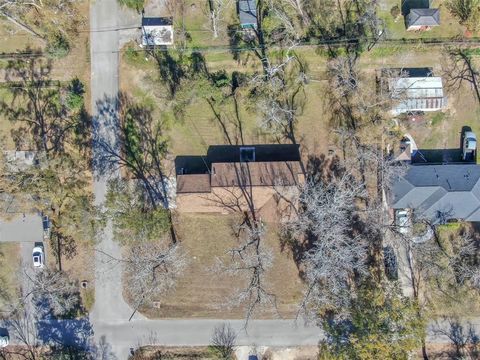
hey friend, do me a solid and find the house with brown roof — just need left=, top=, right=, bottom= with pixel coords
left=175, top=145, right=304, bottom=219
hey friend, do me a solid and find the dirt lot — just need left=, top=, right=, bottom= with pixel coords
left=139, top=213, right=303, bottom=319
left=46, top=241, right=96, bottom=313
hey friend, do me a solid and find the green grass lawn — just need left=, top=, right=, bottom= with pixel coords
left=379, top=0, right=467, bottom=40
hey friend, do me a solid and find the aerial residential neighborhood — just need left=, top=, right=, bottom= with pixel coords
left=0, top=0, right=480, bottom=359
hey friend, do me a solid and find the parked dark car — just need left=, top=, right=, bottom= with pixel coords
left=384, top=246, right=398, bottom=281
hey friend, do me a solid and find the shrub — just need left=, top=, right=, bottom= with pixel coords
left=66, top=78, right=85, bottom=111
left=390, top=5, right=401, bottom=19
left=46, top=31, right=70, bottom=59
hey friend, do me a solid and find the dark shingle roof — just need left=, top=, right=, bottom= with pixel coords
left=407, top=8, right=440, bottom=27
left=391, top=165, right=480, bottom=222
left=142, top=17, right=172, bottom=27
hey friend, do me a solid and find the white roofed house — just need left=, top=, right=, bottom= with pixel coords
left=381, top=68, right=447, bottom=115
left=141, top=17, right=174, bottom=47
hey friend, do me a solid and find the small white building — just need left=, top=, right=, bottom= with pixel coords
left=141, top=17, right=173, bottom=47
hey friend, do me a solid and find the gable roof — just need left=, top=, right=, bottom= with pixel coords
left=175, top=144, right=303, bottom=194
left=176, top=174, right=211, bottom=194
left=238, top=0, right=257, bottom=26
left=391, top=165, right=480, bottom=222
left=407, top=8, right=440, bottom=27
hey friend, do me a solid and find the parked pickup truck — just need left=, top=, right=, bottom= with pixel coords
left=463, top=131, right=477, bottom=162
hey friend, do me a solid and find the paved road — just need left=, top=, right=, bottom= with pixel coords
left=89, top=0, right=143, bottom=346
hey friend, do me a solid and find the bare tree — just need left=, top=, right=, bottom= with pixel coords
left=210, top=323, right=237, bottom=359
left=449, top=230, right=480, bottom=289
left=213, top=216, right=276, bottom=324
left=282, top=173, right=368, bottom=319
left=103, top=241, right=187, bottom=321
left=24, top=268, right=80, bottom=318
left=207, top=0, right=233, bottom=39
left=251, top=47, right=308, bottom=143
left=442, top=47, right=480, bottom=104
left=1, top=305, right=41, bottom=360
left=433, top=317, right=480, bottom=359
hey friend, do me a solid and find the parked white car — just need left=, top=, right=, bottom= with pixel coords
left=395, top=209, right=411, bottom=234
left=0, top=335, right=9, bottom=348
left=32, top=245, right=45, bottom=268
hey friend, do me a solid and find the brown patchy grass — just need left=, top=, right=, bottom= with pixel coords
left=61, top=241, right=95, bottom=313
left=132, top=346, right=216, bottom=360
left=0, top=242, right=21, bottom=308
left=139, top=213, right=303, bottom=319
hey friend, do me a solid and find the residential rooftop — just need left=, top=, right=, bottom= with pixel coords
left=391, top=164, right=480, bottom=222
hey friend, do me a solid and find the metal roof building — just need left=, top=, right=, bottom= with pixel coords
left=389, top=75, right=446, bottom=115
left=391, top=164, right=480, bottom=223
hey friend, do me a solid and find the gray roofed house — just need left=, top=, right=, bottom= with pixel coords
left=391, top=165, right=480, bottom=223
left=238, top=0, right=257, bottom=29
left=406, top=8, right=440, bottom=31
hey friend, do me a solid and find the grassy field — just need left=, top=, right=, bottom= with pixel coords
left=378, top=0, right=469, bottom=39
left=137, top=213, right=303, bottom=319
left=0, top=243, right=20, bottom=309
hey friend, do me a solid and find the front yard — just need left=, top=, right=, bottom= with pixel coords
left=135, top=213, right=304, bottom=319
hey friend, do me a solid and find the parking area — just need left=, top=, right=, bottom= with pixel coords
left=0, top=212, right=46, bottom=301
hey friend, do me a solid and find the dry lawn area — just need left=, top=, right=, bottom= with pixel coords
left=139, top=213, right=304, bottom=319
left=0, top=242, right=20, bottom=308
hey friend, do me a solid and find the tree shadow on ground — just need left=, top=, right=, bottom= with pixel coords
left=431, top=318, right=480, bottom=359
left=1, top=51, right=91, bottom=156
left=37, top=318, right=93, bottom=350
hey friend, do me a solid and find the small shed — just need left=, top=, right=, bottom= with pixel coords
left=406, top=8, right=440, bottom=31
left=141, top=17, right=174, bottom=46
left=238, top=0, right=257, bottom=29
